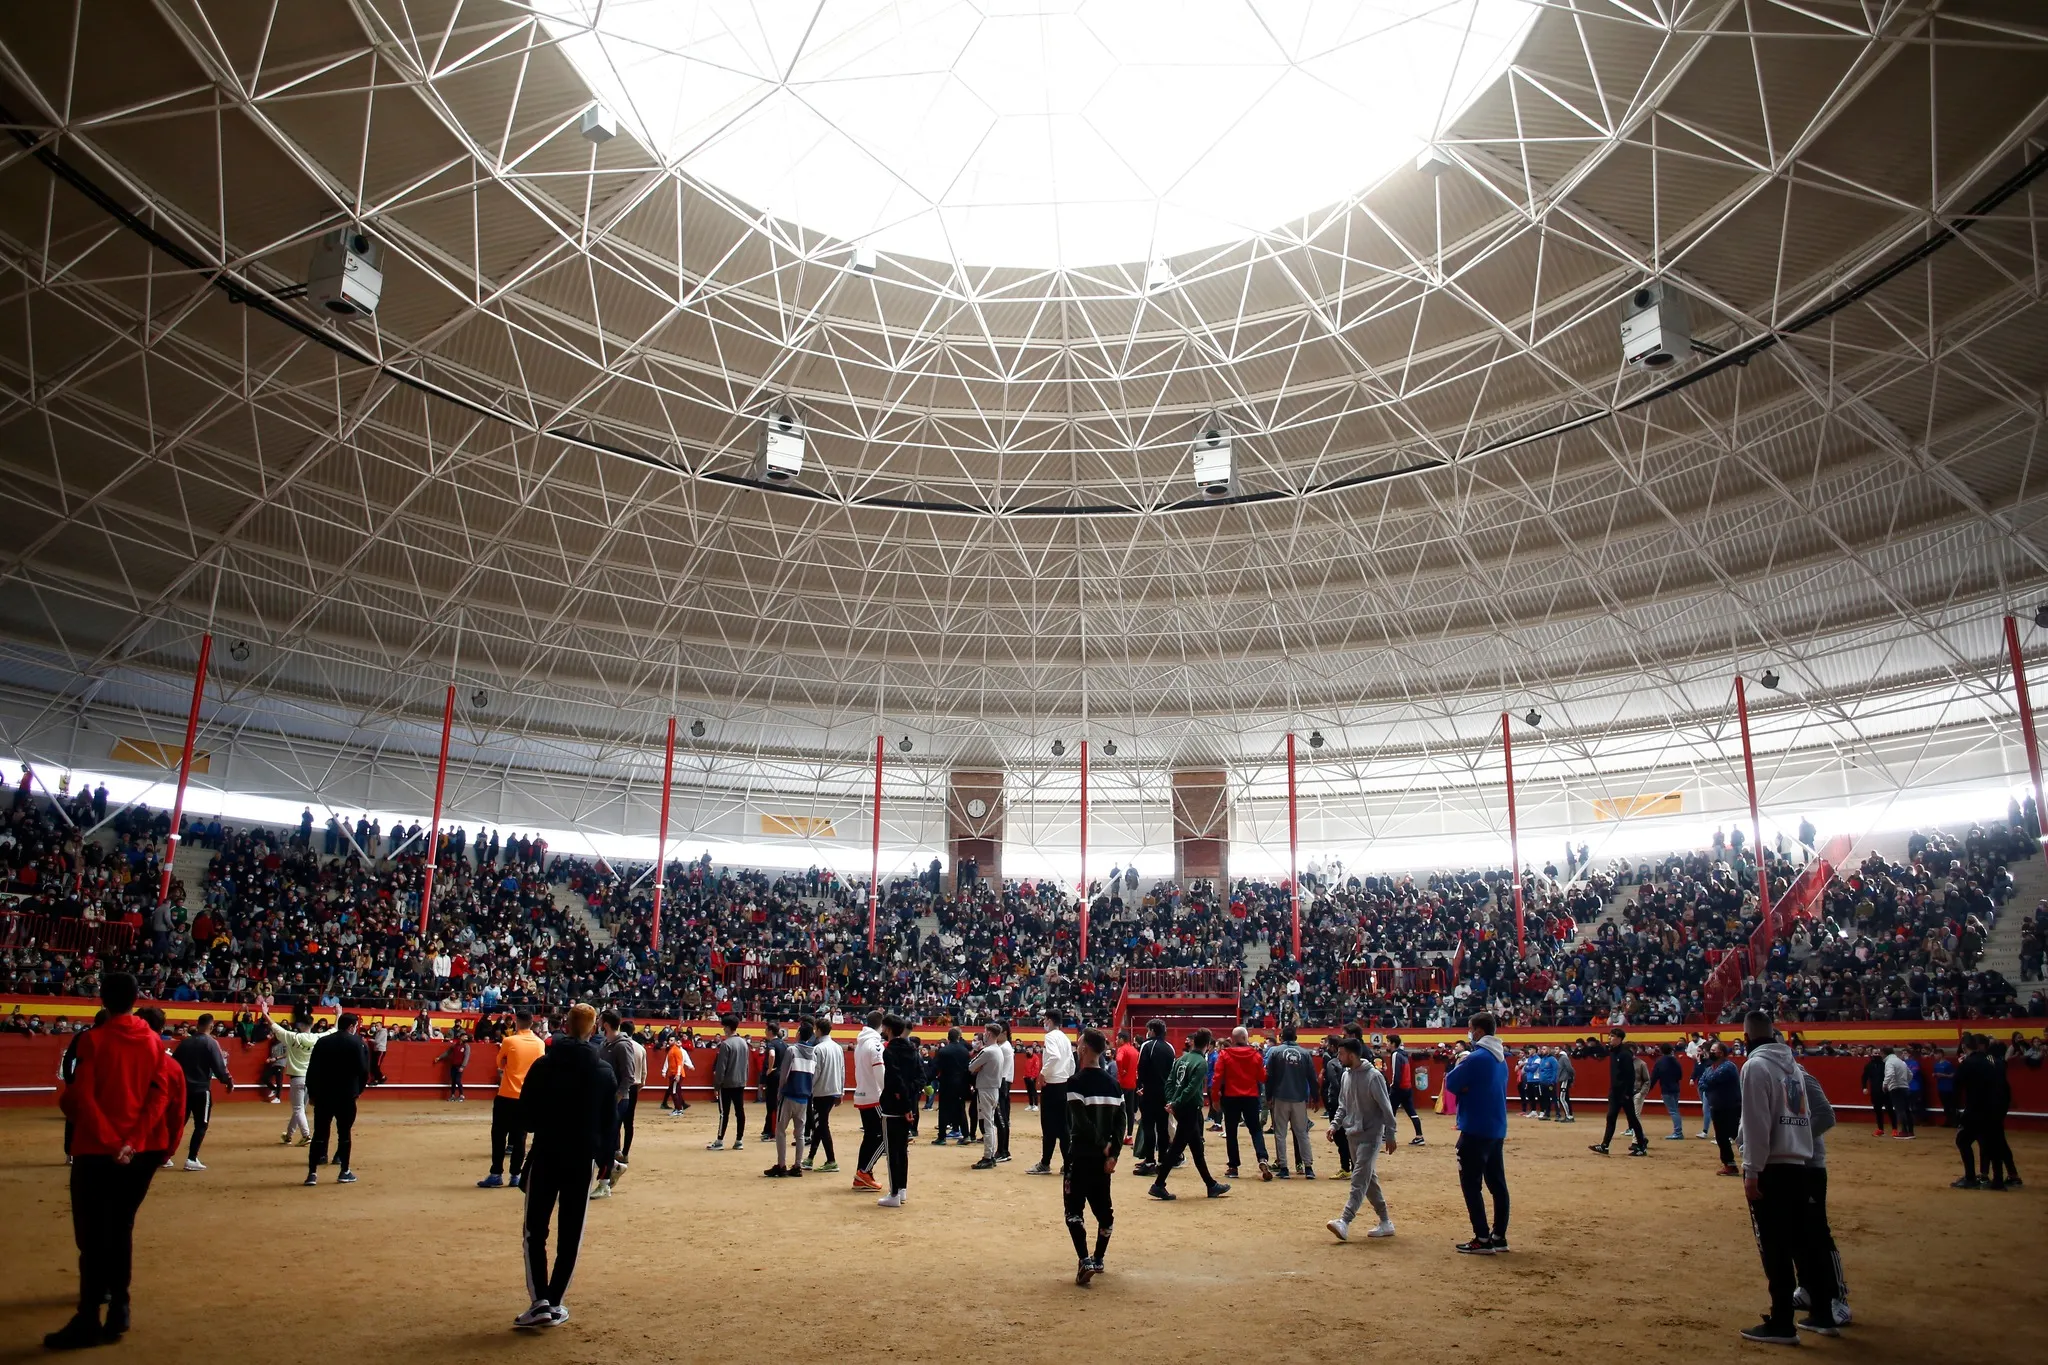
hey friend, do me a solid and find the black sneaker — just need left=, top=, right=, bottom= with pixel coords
left=1132, top=1162, right=1158, bottom=1176
left=1205, top=1182, right=1231, bottom=1198
left=101, top=1304, right=129, bottom=1342
left=1085, top=1256, right=1105, bottom=1277
left=1740, top=1318, right=1799, bottom=1346
left=1626, top=1145, right=1649, bottom=1157
left=1454, top=1238, right=1494, bottom=1256
left=1796, top=1316, right=1839, bottom=1337
left=1950, top=1176, right=1982, bottom=1189
left=1588, top=1144, right=1610, bottom=1155
left=971, top=1158, right=997, bottom=1170
left=1075, top=1259, right=1094, bottom=1287
left=1487, top=1235, right=1511, bottom=1253
left=42, top=1312, right=103, bottom=1351
left=1148, top=1184, right=1176, bottom=1201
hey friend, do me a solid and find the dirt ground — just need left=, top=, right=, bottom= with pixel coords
left=0, top=1100, right=2039, bottom=1364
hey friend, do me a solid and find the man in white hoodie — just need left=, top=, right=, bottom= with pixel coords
left=851, top=1010, right=887, bottom=1192
left=1880, top=1047, right=1914, bottom=1139
left=1736, top=1010, right=1832, bottom=1345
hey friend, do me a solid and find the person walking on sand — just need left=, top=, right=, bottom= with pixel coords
left=1325, top=1037, right=1397, bottom=1242
left=1062, top=1029, right=1123, bottom=1285
left=512, top=1003, right=619, bottom=1331
left=1444, top=1012, right=1510, bottom=1255
left=1149, top=1030, right=1231, bottom=1201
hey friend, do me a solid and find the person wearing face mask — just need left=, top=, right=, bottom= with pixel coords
left=1442, top=1011, right=1510, bottom=1255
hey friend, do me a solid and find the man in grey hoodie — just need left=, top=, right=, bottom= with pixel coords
left=1324, top=1038, right=1396, bottom=1242
left=707, top=1016, right=750, bottom=1151
left=1736, top=1010, right=1832, bottom=1345
left=1792, top=1070, right=1850, bottom=1331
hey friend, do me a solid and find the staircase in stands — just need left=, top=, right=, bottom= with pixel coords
left=1979, top=850, right=2048, bottom=984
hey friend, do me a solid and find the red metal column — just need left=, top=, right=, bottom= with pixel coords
left=1286, top=731, right=1301, bottom=962
left=2006, top=615, right=2046, bottom=845
left=1078, top=739, right=1091, bottom=963
left=650, top=715, right=676, bottom=954
left=1735, top=674, right=1774, bottom=957
left=417, top=685, right=456, bottom=937
left=868, top=734, right=884, bottom=952
left=1501, top=711, right=1524, bottom=955
left=155, top=632, right=214, bottom=906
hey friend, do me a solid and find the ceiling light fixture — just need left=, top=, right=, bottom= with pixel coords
left=1760, top=670, right=1781, bottom=690
left=228, top=641, right=251, bottom=663
left=897, top=736, right=913, bottom=753
left=1524, top=710, right=1542, bottom=728
left=757, top=407, right=804, bottom=484
left=2034, top=604, right=2048, bottom=630
left=1051, top=739, right=1066, bottom=757
left=580, top=102, right=616, bottom=143
left=1102, top=740, right=1117, bottom=756
left=689, top=719, right=706, bottom=738
left=1192, top=421, right=1234, bottom=498
left=1308, top=730, right=1324, bottom=750
left=471, top=690, right=490, bottom=709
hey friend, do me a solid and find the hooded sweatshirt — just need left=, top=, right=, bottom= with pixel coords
left=1737, top=1041, right=1814, bottom=1175
left=1444, top=1035, right=1509, bottom=1139
left=1335, top=1060, right=1396, bottom=1147
left=59, top=1013, right=174, bottom=1157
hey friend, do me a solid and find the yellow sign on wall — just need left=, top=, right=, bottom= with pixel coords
left=1591, top=792, right=1682, bottom=820
left=110, top=738, right=212, bottom=774
left=760, top=813, right=838, bottom=839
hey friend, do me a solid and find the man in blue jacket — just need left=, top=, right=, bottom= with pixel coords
left=1443, top=1011, right=1510, bottom=1255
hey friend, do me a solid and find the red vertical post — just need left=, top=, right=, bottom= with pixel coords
left=1078, top=739, right=1091, bottom=963
left=2005, top=615, right=2046, bottom=845
left=1735, top=675, right=1773, bottom=955
left=1286, top=731, right=1301, bottom=962
left=156, top=632, right=213, bottom=906
left=650, top=715, right=675, bottom=954
left=868, top=734, right=884, bottom=952
left=417, top=684, right=456, bottom=937
left=1501, top=711, right=1524, bottom=955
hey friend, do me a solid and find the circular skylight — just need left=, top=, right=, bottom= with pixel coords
left=536, top=0, right=1538, bottom=270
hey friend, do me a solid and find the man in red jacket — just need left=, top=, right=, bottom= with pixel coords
left=1215, top=1027, right=1272, bottom=1181
left=136, top=1007, right=188, bottom=1172
left=47, top=973, right=177, bottom=1350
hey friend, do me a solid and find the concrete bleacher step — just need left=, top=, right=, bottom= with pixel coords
left=554, top=882, right=613, bottom=948
left=1979, top=851, right=2047, bottom=981
left=1243, top=938, right=1272, bottom=974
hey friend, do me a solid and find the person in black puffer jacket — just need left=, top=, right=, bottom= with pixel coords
left=512, top=1003, right=617, bottom=1329
left=1591, top=1028, right=1649, bottom=1155
left=876, top=1014, right=923, bottom=1207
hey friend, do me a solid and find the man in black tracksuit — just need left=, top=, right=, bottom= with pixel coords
left=1132, top=1020, right=1174, bottom=1177
left=1063, top=1029, right=1123, bottom=1285
left=305, top=1014, right=371, bottom=1183
left=1590, top=1029, right=1648, bottom=1155
left=515, top=1003, right=618, bottom=1328
left=171, top=1013, right=234, bottom=1167
left=933, top=1028, right=972, bottom=1143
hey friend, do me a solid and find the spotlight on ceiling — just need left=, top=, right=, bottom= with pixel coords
left=1760, top=669, right=1781, bottom=691
left=897, top=736, right=912, bottom=753
left=307, top=228, right=383, bottom=317
left=1191, top=421, right=1234, bottom=499
left=579, top=102, right=616, bottom=143
left=1524, top=710, right=1542, bottom=728
left=228, top=641, right=251, bottom=663
left=1102, top=740, right=1117, bottom=757
left=1051, top=739, right=1066, bottom=757
left=2034, top=603, right=2048, bottom=630
left=689, top=719, right=706, bottom=739
left=1144, top=258, right=1175, bottom=293
left=851, top=243, right=877, bottom=275
left=471, top=690, right=490, bottom=710
left=1308, top=730, right=1324, bottom=750
left=757, top=407, right=804, bottom=484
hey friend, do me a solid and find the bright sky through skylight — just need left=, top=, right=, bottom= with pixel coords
left=533, top=0, right=1538, bottom=269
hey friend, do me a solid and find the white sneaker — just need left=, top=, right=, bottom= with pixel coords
left=877, top=1192, right=904, bottom=1207
left=590, top=1180, right=612, bottom=1199
left=1831, top=1300, right=1853, bottom=1327
left=513, top=1300, right=553, bottom=1329
left=184, top=1159, right=207, bottom=1172
left=547, top=1305, right=570, bottom=1326
left=1367, top=1220, right=1396, bottom=1239
left=162, top=1159, right=175, bottom=1169
left=1326, top=1219, right=1349, bottom=1242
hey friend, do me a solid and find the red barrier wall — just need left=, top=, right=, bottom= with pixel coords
left=8, top=1031, right=2042, bottom=1122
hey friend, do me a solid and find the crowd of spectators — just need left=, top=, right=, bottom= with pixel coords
left=2, top=767, right=2040, bottom=1027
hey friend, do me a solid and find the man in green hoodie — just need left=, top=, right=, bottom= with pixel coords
left=261, top=1004, right=317, bottom=1146
left=1063, top=1029, right=1124, bottom=1285
left=1148, top=1030, right=1230, bottom=1202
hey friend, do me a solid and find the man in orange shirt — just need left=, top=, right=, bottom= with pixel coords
left=479, top=1008, right=544, bottom=1188
left=1113, top=1029, right=1141, bottom=1149
left=660, top=1033, right=691, bottom=1113
left=1215, top=1026, right=1272, bottom=1181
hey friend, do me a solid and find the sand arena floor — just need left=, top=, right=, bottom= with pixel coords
left=0, top=1100, right=2040, bottom=1363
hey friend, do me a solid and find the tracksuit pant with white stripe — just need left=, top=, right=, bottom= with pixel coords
left=522, top=1155, right=593, bottom=1308
left=185, top=1086, right=213, bottom=1161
